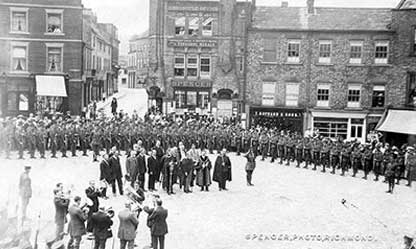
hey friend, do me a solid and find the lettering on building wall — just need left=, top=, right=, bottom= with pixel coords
left=168, top=5, right=219, bottom=12
left=171, top=80, right=212, bottom=88
left=167, top=39, right=218, bottom=48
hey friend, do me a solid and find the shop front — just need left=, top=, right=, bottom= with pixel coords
left=249, top=107, right=304, bottom=132
left=311, top=111, right=368, bottom=143
left=172, top=79, right=212, bottom=116
left=35, top=75, right=68, bottom=115
left=376, top=108, right=416, bottom=146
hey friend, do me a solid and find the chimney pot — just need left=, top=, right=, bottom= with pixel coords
left=281, top=1, right=288, bottom=7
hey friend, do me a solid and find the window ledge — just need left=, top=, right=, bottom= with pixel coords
left=260, top=61, right=278, bottom=65
left=315, top=106, right=331, bottom=109
left=371, top=63, right=392, bottom=67
left=44, top=71, right=64, bottom=75
left=315, top=63, right=334, bottom=66
left=44, top=32, right=65, bottom=36
left=9, top=71, right=30, bottom=75
left=370, top=107, right=385, bottom=110
left=345, top=107, right=364, bottom=111
left=283, top=62, right=303, bottom=65
left=10, top=31, right=30, bottom=35
left=347, top=64, right=365, bottom=67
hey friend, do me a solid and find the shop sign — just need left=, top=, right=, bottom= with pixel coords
left=167, top=39, right=217, bottom=48
left=172, top=80, right=212, bottom=88
left=168, top=5, right=219, bottom=12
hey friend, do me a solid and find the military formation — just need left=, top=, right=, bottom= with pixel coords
left=0, top=112, right=415, bottom=191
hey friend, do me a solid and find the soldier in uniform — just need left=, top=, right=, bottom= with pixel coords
left=278, top=132, right=286, bottom=165
left=340, top=142, right=351, bottom=176
left=312, top=138, right=321, bottom=170
left=242, top=131, right=250, bottom=153
left=269, top=132, right=278, bottom=163
left=396, top=146, right=406, bottom=185
left=36, top=123, right=47, bottom=159
left=373, top=143, right=384, bottom=181
left=351, top=145, right=362, bottom=177
left=49, top=122, right=59, bottom=158
left=295, top=138, right=303, bottom=168
left=5, top=120, right=14, bottom=159
left=69, top=122, right=78, bottom=157
left=320, top=139, right=330, bottom=173
left=259, top=131, right=269, bottom=161
left=16, top=127, right=26, bottom=159
left=79, top=124, right=89, bottom=156
left=362, top=144, right=373, bottom=180
left=58, top=125, right=68, bottom=158
left=26, top=122, right=37, bottom=159
left=330, top=141, right=341, bottom=174
left=303, top=137, right=312, bottom=169
left=251, top=132, right=259, bottom=157
left=235, top=130, right=242, bottom=156
left=285, top=135, right=295, bottom=166
left=91, top=127, right=102, bottom=162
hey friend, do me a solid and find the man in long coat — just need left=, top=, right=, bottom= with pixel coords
left=117, top=202, right=139, bottom=249
left=99, top=154, right=112, bottom=197
left=54, top=184, right=69, bottom=239
left=67, top=196, right=87, bottom=249
left=196, top=150, right=212, bottom=191
left=90, top=207, right=113, bottom=249
left=109, top=148, right=123, bottom=196
left=125, top=150, right=138, bottom=187
left=213, top=148, right=232, bottom=191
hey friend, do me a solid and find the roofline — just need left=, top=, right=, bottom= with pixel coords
left=248, top=27, right=395, bottom=34
left=255, top=6, right=393, bottom=11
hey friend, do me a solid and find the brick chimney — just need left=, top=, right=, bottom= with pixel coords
left=307, top=0, right=315, bottom=14
left=281, top=1, right=288, bottom=7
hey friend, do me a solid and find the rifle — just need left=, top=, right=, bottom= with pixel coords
left=33, top=211, right=41, bottom=249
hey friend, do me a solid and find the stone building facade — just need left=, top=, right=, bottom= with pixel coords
left=127, top=31, right=150, bottom=89
left=0, top=0, right=83, bottom=116
left=246, top=0, right=416, bottom=142
left=147, top=0, right=253, bottom=116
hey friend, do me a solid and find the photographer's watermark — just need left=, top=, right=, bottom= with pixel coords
left=245, top=234, right=377, bottom=243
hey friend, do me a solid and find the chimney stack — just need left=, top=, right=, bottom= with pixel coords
left=281, top=1, right=288, bottom=7
left=307, top=0, right=315, bottom=14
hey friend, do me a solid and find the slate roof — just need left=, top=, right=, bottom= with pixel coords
left=252, top=6, right=393, bottom=31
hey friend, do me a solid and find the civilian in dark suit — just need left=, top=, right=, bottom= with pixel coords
left=109, top=148, right=123, bottom=196
left=90, top=207, right=113, bottom=249
left=85, top=180, right=104, bottom=233
left=53, top=184, right=69, bottom=239
left=117, top=202, right=139, bottom=249
left=146, top=199, right=168, bottom=249
left=148, top=149, right=158, bottom=191
left=99, top=154, right=112, bottom=197
left=136, top=148, right=147, bottom=190
left=67, top=196, right=87, bottom=249
left=213, top=148, right=232, bottom=191
left=126, top=150, right=139, bottom=187
left=154, top=140, right=165, bottom=182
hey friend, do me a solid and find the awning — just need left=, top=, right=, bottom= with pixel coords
left=376, top=109, right=416, bottom=135
left=35, top=75, right=67, bottom=97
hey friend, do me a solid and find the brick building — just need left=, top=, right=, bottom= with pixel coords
left=147, top=0, right=253, bottom=116
left=82, top=9, right=119, bottom=107
left=246, top=0, right=416, bottom=143
left=0, top=0, right=83, bottom=116
left=127, top=31, right=150, bottom=89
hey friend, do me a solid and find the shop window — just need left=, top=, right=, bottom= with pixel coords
left=202, top=17, right=213, bottom=36
left=188, top=17, right=199, bottom=36
left=318, top=40, right=331, bottom=64
left=285, top=83, right=299, bottom=106
left=47, top=46, right=63, bottom=72
left=408, top=72, right=416, bottom=106
left=11, top=45, right=28, bottom=72
left=347, top=85, right=361, bottom=108
left=11, top=9, right=28, bottom=32
left=350, top=41, right=363, bottom=64
left=263, top=39, right=276, bottom=63
left=372, top=85, right=385, bottom=108
left=36, top=96, right=63, bottom=113
left=186, top=54, right=198, bottom=78
left=262, top=81, right=275, bottom=106
left=317, top=84, right=330, bottom=107
left=350, top=119, right=364, bottom=140
left=375, top=41, right=389, bottom=64
left=174, top=54, right=185, bottom=77
left=175, top=17, right=186, bottom=36
left=314, top=117, right=348, bottom=139
left=187, top=91, right=197, bottom=106
left=287, top=40, right=300, bottom=63
left=200, top=56, right=211, bottom=78
left=46, top=10, right=63, bottom=33
left=175, top=90, right=186, bottom=108
left=198, top=91, right=210, bottom=109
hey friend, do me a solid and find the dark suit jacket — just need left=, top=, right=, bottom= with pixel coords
left=117, top=209, right=139, bottom=241
left=136, top=155, right=147, bottom=175
left=147, top=156, right=157, bottom=175
left=91, top=211, right=113, bottom=239
left=126, top=157, right=139, bottom=181
left=148, top=206, right=168, bottom=236
left=100, top=160, right=113, bottom=182
left=85, top=187, right=101, bottom=213
left=68, top=204, right=87, bottom=237
left=110, top=155, right=122, bottom=179
left=54, top=196, right=69, bottom=224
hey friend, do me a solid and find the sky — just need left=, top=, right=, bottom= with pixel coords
left=82, top=0, right=400, bottom=55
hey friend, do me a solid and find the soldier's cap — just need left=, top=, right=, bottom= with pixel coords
left=407, top=146, right=415, bottom=151
left=24, top=165, right=31, bottom=170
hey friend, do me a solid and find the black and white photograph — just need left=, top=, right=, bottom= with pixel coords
left=0, top=0, right=416, bottom=248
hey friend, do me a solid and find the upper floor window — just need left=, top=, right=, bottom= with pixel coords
left=10, top=8, right=28, bottom=33
left=202, top=17, right=213, bottom=36
left=187, top=54, right=198, bottom=79
left=11, top=44, right=28, bottom=72
left=263, top=39, right=276, bottom=63
left=347, top=84, right=361, bottom=108
left=287, top=40, right=300, bottom=63
left=374, top=41, right=389, bottom=64
left=200, top=56, right=211, bottom=78
left=46, top=9, right=63, bottom=34
left=350, top=41, right=363, bottom=64
left=175, top=17, right=186, bottom=36
left=372, top=85, right=385, bottom=108
left=317, top=84, right=330, bottom=107
left=188, top=17, right=199, bottom=36
left=174, top=54, right=185, bottom=77
left=413, top=28, right=416, bottom=55
left=262, top=81, right=276, bottom=106
left=286, top=83, right=299, bottom=106
left=47, top=45, right=63, bottom=72
left=318, top=40, right=331, bottom=64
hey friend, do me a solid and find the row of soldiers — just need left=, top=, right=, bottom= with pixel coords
left=0, top=114, right=414, bottom=186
